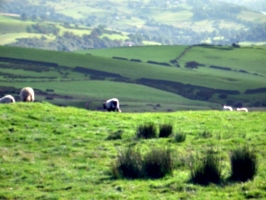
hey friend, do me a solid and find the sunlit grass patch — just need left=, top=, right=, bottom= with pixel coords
left=0, top=103, right=266, bottom=199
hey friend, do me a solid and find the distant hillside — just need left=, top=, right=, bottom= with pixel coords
left=0, top=0, right=266, bottom=51
left=0, top=45, right=265, bottom=111
left=219, top=0, right=266, bottom=12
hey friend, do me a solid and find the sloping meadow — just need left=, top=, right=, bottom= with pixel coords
left=0, top=103, right=266, bottom=199
left=1, top=45, right=266, bottom=110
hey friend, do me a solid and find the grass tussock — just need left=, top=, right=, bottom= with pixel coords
left=190, top=150, right=222, bottom=185
left=106, top=130, right=123, bottom=140
left=159, top=123, right=173, bottom=138
left=136, top=123, right=157, bottom=139
left=111, top=147, right=173, bottom=179
left=143, top=148, right=173, bottom=179
left=173, top=132, right=186, bottom=143
left=229, top=146, right=258, bottom=182
left=199, top=130, right=212, bottom=138
left=111, top=148, right=143, bottom=179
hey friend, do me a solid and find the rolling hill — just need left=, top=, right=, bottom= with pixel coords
left=0, top=0, right=266, bottom=50
left=0, top=45, right=265, bottom=111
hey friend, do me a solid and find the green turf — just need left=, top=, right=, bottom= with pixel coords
left=77, top=45, right=188, bottom=62
left=0, top=103, right=265, bottom=199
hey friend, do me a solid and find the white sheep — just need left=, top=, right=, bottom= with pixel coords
left=223, top=105, right=233, bottom=111
left=236, top=108, right=248, bottom=112
left=103, top=98, right=121, bottom=112
left=0, top=95, right=16, bottom=103
left=20, top=87, right=35, bottom=102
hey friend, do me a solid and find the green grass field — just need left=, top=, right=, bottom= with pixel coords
left=0, top=45, right=265, bottom=111
left=0, top=15, right=31, bottom=34
left=77, top=45, right=188, bottom=62
left=0, top=80, right=213, bottom=111
left=77, top=45, right=266, bottom=92
left=0, top=103, right=265, bottom=199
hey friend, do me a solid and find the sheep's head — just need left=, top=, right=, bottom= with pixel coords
left=103, top=102, right=107, bottom=109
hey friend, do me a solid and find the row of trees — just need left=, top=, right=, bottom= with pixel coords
left=9, top=25, right=123, bottom=51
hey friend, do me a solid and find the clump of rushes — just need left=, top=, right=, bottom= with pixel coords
left=111, top=147, right=173, bottom=179
left=159, top=123, right=173, bottom=138
left=106, top=130, right=123, bottom=140
left=190, top=150, right=222, bottom=185
left=199, top=130, right=212, bottom=138
left=111, top=148, right=143, bottom=179
left=173, top=132, right=186, bottom=143
left=136, top=123, right=157, bottom=139
left=142, top=148, right=173, bottom=179
left=229, top=146, right=258, bottom=182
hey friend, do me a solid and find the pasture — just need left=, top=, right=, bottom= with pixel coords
left=77, top=45, right=188, bottom=63
left=0, top=15, right=30, bottom=34
left=0, top=45, right=266, bottom=111
left=0, top=103, right=265, bottom=199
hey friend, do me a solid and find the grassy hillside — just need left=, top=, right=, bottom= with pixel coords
left=0, top=45, right=266, bottom=111
left=0, top=102, right=265, bottom=199
left=78, top=45, right=266, bottom=105
left=1, top=0, right=266, bottom=49
left=77, top=45, right=188, bottom=63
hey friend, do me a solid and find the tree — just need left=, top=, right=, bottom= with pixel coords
left=21, top=13, right=28, bottom=21
left=185, top=61, right=200, bottom=70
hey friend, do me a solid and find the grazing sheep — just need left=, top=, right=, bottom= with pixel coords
left=103, top=98, right=121, bottom=112
left=0, top=95, right=15, bottom=103
left=223, top=105, right=233, bottom=111
left=236, top=108, right=248, bottom=112
left=20, top=87, right=35, bottom=102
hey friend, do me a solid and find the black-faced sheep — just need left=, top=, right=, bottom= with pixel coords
left=20, top=87, right=35, bottom=102
left=0, top=95, right=15, bottom=103
left=103, top=98, right=121, bottom=112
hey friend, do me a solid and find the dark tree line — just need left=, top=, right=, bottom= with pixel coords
left=7, top=26, right=125, bottom=51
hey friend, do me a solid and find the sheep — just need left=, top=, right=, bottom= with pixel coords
left=20, top=87, right=35, bottom=102
left=103, top=98, right=121, bottom=112
left=236, top=108, right=248, bottom=112
left=223, top=105, right=233, bottom=111
left=0, top=95, right=15, bottom=103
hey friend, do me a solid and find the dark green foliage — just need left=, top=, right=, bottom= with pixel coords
left=143, top=148, right=173, bottom=179
left=106, top=130, right=123, bottom=140
left=136, top=123, right=157, bottom=139
left=190, top=151, right=222, bottom=185
left=159, top=124, right=173, bottom=138
left=185, top=61, right=200, bottom=69
left=199, top=130, right=212, bottom=138
left=111, top=148, right=143, bottom=179
left=230, top=146, right=258, bottom=182
left=174, top=132, right=186, bottom=143
left=111, top=147, right=173, bottom=179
